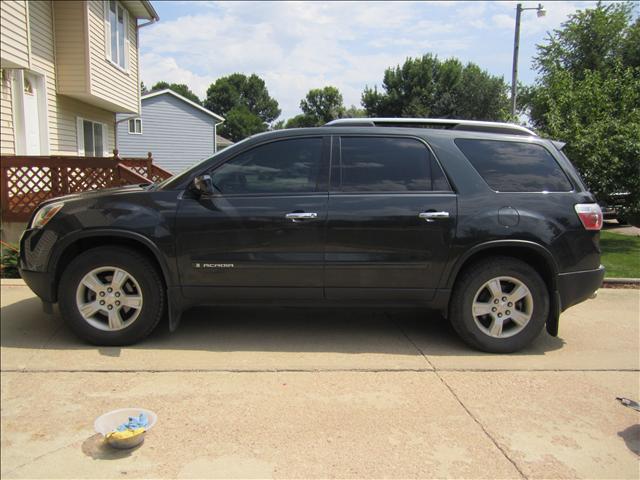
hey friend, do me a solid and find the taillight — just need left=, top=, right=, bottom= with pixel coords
left=574, top=203, right=603, bottom=230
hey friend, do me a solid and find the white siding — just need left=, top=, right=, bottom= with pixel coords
left=117, top=94, right=216, bottom=173
left=52, top=0, right=88, bottom=96
left=87, top=0, right=139, bottom=113
left=0, top=74, right=15, bottom=154
left=28, top=0, right=115, bottom=155
left=0, top=0, right=30, bottom=69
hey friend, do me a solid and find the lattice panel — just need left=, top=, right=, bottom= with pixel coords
left=1, top=155, right=171, bottom=221
left=66, top=167, right=119, bottom=192
left=6, top=166, right=54, bottom=215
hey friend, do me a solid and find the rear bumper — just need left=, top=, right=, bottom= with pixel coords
left=557, top=265, right=605, bottom=311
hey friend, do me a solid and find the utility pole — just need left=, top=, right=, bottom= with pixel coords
left=511, top=3, right=546, bottom=118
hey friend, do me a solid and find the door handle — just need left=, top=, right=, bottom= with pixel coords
left=286, top=212, right=318, bottom=222
left=419, top=211, right=450, bottom=222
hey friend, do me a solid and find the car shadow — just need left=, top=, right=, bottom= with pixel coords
left=0, top=297, right=565, bottom=357
left=618, top=424, right=640, bottom=456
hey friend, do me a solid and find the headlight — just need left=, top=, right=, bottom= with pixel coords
left=30, top=202, right=64, bottom=229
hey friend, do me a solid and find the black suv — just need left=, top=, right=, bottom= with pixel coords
left=19, top=118, right=604, bottom=352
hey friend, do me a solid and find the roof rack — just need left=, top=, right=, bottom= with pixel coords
left=324, top=118, right=537, bottom=136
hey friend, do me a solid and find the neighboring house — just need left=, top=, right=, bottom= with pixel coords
left=116, top=89, right=229, bottom=173
left=0, top=0, right=159, bottom=157
left=216, top=134, right=234, bottom=151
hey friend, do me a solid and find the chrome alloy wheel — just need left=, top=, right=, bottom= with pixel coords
left=75, top=266, right=143, bottom=331
left=471, top=276, right=533, bottom=339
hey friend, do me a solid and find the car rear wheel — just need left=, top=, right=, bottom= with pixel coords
left=58, top=247, right=165, bottom=345
left=449, top=256, right=549, bottom=353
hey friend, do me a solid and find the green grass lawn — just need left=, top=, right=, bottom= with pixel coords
left=600, top=230, right=640, bottom=278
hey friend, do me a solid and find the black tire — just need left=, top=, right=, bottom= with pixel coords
left=449, top=256, right=549, bottom=353
left=617, top=216, right=628, bottom=226
left=58, top=247, right=165, bottom=346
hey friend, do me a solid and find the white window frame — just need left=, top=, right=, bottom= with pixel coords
left=104, top=0, right=130, bottom=72
left=77, top=117, right=108, bottom=157
left=128, top=118, right=142, bottom=134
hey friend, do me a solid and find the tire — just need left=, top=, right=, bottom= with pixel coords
left=449, top=256, right=549, bottom=353
left=58, top=247, right=165, bottom=346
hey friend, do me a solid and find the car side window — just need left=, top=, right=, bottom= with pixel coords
left=455, top=139, right=573, bottom=192
left=336, top=137, right=450, bottom=192
left=210, top=138, right=324, bottom=194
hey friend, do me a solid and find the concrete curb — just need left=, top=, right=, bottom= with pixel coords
left=603, top=277, right=640, bottom=285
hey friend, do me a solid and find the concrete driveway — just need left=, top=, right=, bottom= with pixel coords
left=1, top=281, right=638, bottom=479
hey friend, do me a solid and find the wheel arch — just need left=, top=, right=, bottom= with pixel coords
left=446, top=240, right=559, bottom=291
left=49, top=230, right=172, bottom=302
left=445, top=240, right=561, bottom=336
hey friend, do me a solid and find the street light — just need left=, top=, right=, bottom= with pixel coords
left=511, top=3, right=546, bottom=117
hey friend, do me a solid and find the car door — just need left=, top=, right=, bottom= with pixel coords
left=176, top=136, right=329, bottom=302
left=325, top=135, right=457, bottom=302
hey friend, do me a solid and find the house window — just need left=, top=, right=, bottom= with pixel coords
left=128, top=118, right=142, bottom=134
left=107, top=0, right=127, bottom=69
left=78, top=119, right=106, bottom=157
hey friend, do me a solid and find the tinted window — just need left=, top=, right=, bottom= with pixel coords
left=211, top=138, right=323, bottom=194
left=338, top=137, right=450, bottom=192
left=455, top=139, right=573, bottom=192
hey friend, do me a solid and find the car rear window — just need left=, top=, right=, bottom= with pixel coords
left=337, top=137, right=451, bottom=192
left=455, top=139, right=573, bottom=192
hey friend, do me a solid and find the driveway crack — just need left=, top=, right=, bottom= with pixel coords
left=389, top=313, right=528, bottom=480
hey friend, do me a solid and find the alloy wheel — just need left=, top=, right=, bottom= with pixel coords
left=471, top=276, right=533, bottom=339
left=75, top=266, right=143, bottom=331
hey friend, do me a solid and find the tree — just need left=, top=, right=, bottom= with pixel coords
left=150, top=81, right=201, bottom=105
left=343, top=105, right=367, bottom=118
left=282, top=86, right=355, bottom=128
left=140, top=81, right=149, bottom=95
left=204, top=73, right=280, bottom=141
left=223, top=105, right=268, bottom=142
left=361, top=54, right=510, bottom=121
left=522, top=2, right=640, bottom=220
left=300, top=86, right=345, bottom=124
left=284, top=114, right=318, bottom=129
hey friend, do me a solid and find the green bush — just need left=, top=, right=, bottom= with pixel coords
left=0, top=242, right=20, bottom=278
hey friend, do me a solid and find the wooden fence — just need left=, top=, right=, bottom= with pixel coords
left=0, top=152, right=172, bottom=222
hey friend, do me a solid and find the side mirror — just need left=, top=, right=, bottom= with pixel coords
left=192, top=174, right=216, bottom=196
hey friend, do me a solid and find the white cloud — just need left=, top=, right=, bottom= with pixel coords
left=139, top=1, right=605, bottom=121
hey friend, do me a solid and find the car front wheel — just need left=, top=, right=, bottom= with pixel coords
left=449, top=256, right=549, bottom=353
left=58, top=247, right=165, bottom=345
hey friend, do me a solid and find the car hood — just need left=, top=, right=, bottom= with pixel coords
left=40, top=184, right=149, bottom=206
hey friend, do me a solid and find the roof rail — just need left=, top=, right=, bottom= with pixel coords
left=324, top=118, right=537, bottom=136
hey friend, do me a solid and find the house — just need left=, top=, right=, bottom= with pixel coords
left=0, top=0, right=159, bottom=157
left=116, top=89, right=231, bottom=173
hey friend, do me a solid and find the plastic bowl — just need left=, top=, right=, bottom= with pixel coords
left=94, top=408, right=157, bottom=449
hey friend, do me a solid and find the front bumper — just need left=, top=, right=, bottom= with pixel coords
left=19, top=226, right=58, bottom=303
left=19, top=268, right=56, bottom=302
left=557, top=265, right=605, bottom=311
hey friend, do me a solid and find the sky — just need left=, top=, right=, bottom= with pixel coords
left=139, top=1, right=610, bottom=121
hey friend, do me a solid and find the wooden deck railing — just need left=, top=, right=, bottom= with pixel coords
left=0, top=153, right=172, bottom=222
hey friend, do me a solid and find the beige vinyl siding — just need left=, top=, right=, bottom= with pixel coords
left=52, top=1, right=88, bottom=96
left=0, top=0, right=30, bottom=69
left=28, top=0, right=55, bottom=152
left=0, top=75, right=15, bottom=154
left=27, top=0, right=114, bottom=155
left=87, top=0, right=139, bottom=114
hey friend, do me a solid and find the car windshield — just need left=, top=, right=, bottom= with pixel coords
left=156, top=136, right=254, bottom=190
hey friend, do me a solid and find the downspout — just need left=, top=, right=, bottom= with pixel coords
left=214, top=120, right=224, bottom=153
